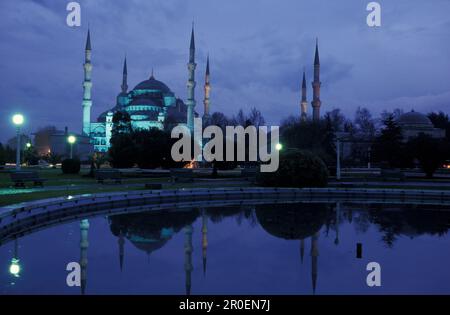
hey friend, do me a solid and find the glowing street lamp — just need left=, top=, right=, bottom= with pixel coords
left=275, top=143, right=283, bottom=151
left=12, top=114, right=24, bottom=170
left=26, top=142, right=31, bottom=149
left=68, top=135, right=77, bottom=159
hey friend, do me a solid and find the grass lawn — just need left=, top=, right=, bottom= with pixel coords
left=0, top=167, right=253, bottom=207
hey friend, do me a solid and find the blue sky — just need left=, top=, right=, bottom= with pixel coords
left=1, top=0, right=450, bottom=142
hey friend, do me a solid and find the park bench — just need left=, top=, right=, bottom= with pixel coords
left=10, top=171, right=47, bottom=188
left=380, top=169, right=405, bottom=181
left=170, top=168, right=194, bottom=183
left=95, top=169, right=122, bottom=184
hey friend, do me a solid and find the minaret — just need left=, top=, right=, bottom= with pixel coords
left=311, top=38, right=322, bottom=122
left=186, top=24, right=197, bottom=132
left=121, top=57, right=128, bottom=94
left=80, top=219, right=89, bottom=295
left=82, top=29, right=93, bottom=136
left=203, top=55, right=211, bottom=119
left=311, top=232, right=319, bottom=295
left=118, top=230, right=125, bottom=271
left=201, top=210, right=208, bottom=276
left=117, top=57, right=128, bottom=107
left=300, top=70, right=308, bottom=121
left=184, top=224, right=193, bottom=295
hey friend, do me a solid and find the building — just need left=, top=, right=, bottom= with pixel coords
left=81, top=24, right=209, bottom=153
left=397, top=110, right=445, bottom=141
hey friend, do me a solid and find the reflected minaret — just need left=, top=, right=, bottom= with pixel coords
left=118, top=230, right=125, bottom=271
left=335, top=203, right=340, bottom=245
left=201, top=210, right=208, bottom=276
left=80, top=219, right=89, bottom=295
left=300, top=239, right=305, bottom=264
left=184, top=224, right=193, bottom=295
left=311, top=231, right=319, bottom=295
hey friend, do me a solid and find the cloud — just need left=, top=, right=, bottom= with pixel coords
left=1, top=0, right=450, bottom=141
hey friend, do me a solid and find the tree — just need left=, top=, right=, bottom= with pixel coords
left=407, top=134, right=450, bottom=178
left=112, top=111, right=132, bottom=136
left=280, top=118, right=335, bottom=167
left=109, top=133, right=136, bottom=168
left=133, top=129, right=172, bottom=169
left=373, top=114, right=408, bottom=168
left=428, top=111, right=450, bottom=140
left=354, top=106, right=376, bottom=139
left=324, top=108, right=346, bottom=132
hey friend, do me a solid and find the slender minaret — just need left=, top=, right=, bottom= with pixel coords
left=311, top=231, right=319, bottom=295
left=80, top=219, right=89, bottom=295
left=186, top=24, right=197, bottom=132
left=184, top=224, right=193, bottom=295
left=117, top=57, right=128, bottom=107
left=121, top=57, right=128, bottom=94
left=82, top=29, right=93, bottom=136
left=311, top=38, right=322, bottom=122
left=201, top=210, right=208, bottom=276
left=203, top=55, right=211, bottom=119
left=300, top=70, right=308, bottom=121
left=118, top=230, right=125, bottom=271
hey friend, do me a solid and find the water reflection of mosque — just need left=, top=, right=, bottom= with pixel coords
left=104, top=204, right=333, bottom=295
left=9, top=202, right=450, bottom=294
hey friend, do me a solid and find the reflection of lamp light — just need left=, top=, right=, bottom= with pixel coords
left=12, top=114, right=24, bottom=170
left=275, top=143, right=283, bottom=151
left=9, top=258, right=21, bottom=277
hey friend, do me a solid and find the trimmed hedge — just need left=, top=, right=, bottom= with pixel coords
left=257, top=149, right=328, bottom=188
left=62, top=158, right=81, bottom=174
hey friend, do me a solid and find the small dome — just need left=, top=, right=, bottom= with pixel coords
left=397, top=111, right=433, bottom=127
left=133, top=75, right=171, bottom=93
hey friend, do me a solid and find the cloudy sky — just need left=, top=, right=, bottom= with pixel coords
left=1, top=0, right=450, bottom=142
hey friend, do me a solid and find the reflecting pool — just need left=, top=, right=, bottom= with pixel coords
left=1, top=202, right=450, bottom=294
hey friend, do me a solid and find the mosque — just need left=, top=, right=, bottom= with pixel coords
left=80, top=26, right=208, bottom=153
left=79, top=26, right=324, bottom=153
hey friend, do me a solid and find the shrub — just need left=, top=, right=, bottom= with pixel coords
left=257, top=149, right=328, bottom=188
left=62, top=158, right=81, bottom=174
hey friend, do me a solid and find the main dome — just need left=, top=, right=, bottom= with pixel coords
left=397, top=111, right=433, bottom=127
left=133, top=75, right=171, bottom=93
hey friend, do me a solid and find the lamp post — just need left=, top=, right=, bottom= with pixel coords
left=12, top=114, right=24, bottom=170
left=68, top=135, right=76, bottom=159
left=367, top=146, right=372, bottom=169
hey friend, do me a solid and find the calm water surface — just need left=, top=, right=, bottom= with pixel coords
left=1, top=202, right=450, bottom=294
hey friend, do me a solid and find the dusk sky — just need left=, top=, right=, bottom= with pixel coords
left=1, top=0, right=450, bottom=142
